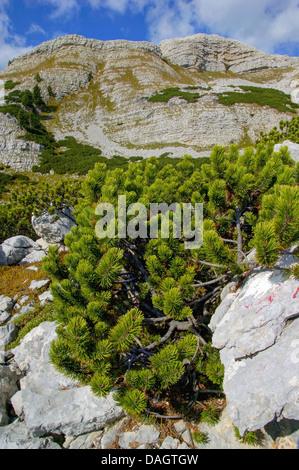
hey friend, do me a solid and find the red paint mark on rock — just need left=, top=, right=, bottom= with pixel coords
left=245, top=285, right=282, bottom=314
left=293, top=287, right=299, bottom=299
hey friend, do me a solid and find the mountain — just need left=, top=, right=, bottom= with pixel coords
left=0, top=33, right=298, bottom=170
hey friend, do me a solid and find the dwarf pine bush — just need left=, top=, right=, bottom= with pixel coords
left=43, top=141, right=299, bottom=418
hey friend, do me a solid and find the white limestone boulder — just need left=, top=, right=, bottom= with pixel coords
left=1, top=236, right=40, bottom=266
left=210, top=262, right=299, bottom=435
left=274, top=140, right=299, bottom=163
left=31, top=209, right=76, bottom=244
left=10, top=322, right=124, bottom=437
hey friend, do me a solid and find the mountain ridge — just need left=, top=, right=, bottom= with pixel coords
left=4, top=32, right=298, bottom=75
left=0, top=33, right=298, bottom=170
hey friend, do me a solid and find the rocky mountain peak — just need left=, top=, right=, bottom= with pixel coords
left=6, top=34, right=162, bottom=74
left=159, top=33, right=299, bottom=73
left=0, top=33, right=298, bottom=170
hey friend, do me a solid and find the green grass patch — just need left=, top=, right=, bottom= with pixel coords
left=148, top=87, right=200, bottom=103
left=218, top=86, right=299, bottom=113
left=33, top=136, right=135, bottom=175
left=0, top=172, right=30, bottom=198
left=9, top=303, right=56, bottom=349
left=4, top=79, right=21, bottom=90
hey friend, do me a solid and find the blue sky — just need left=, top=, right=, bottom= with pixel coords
left=0, top=0, right=298, bottom=70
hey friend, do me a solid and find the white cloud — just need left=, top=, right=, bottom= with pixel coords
left=0, top=2, right=33, bottom=70
left=21, top=0, right=299, bottom=54
left=27, top=23, right=47, bottom=35
left=33, top=0, right=79, bottom=18
left=146, top=0, right=195, bottom=44
left=86, top=0, right=148, bottom=15
left=84, top=0, right=299, bottom=54
left=143, top=0, right=299, bottom=54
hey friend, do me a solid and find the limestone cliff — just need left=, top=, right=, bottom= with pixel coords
left=0, top=33, right=298, bottom=170
left=160, top=33, right=298, bottom=73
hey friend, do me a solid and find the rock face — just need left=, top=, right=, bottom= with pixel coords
left=1, top=236, right=40, bottom=266
left=0, top=33, right=298, bottom=168
left=5, top=33, right=296, bottom=77
left=31, top=209, right=76, bottom=244
left=210, top=261, right=299, bottom=435
left=0, top=114, right=41, bottom=171
left=0, top=419, right=61, bottom=449
left=1, top=317, right=298, bottom=448
left=10, top=322, right=125, bottom=437
left=159, top=34, right=298, bottom=74
left=274, top=140, right=299, bottom=163
left=0, top=366, right=20, bottom=426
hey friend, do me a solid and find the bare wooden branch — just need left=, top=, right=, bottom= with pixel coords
left=145, top=411, right=184, bottom=419
left=144, top=320, right=191, bottom=351
left=144, top=316, right=170, bottom=324
left=220, top=238, right=238, bottom=244
left=192, top=273, right=230, bottom=287
left=192, top=259, right=225, bottom=269
left=236, top=205, right=243, bottom=265
left=187, top=285, right=222, bottom=307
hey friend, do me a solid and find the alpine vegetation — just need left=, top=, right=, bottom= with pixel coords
left=95, top=195, right=203, bottom=249
left=43, top=144, right=299, bottom=418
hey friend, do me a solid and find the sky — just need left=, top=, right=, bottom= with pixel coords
left=0, top=0, right=299, bottom=70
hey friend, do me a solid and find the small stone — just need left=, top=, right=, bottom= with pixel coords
left=29, top=279, right=50, bottom=290
left=136, top=425, right=160, bottom=445
left=19, top=250, right=46, bottom=265
left=63, top=436, right=76, bottom=449
left=84, top=431, right=103, bottom=449
left=101, top=417, right=130, bottom=449
left=10, top=390, right=23, bottom=417
left=19, top=296, right=29, bottom=306
left=0, top=311, right=12, bottom=325
left=0, top=324, right=18, bottom=349
left=32, top=209, right=76, bottom=244
left=174, top=419, right=187, bottom=435
left=0, top=296, right=15, bottom=313
left=38, top=290, right=53, bottom=306
left=1, top=236, right=39, bottom=265
left=177, top=442, right=190, bottom=449
left=26, top=266, right=39, bottom=272
left=159, top=436, right=180, bottom=449
left=118, top=431, right=138, bottom=449
left=181, top=428, right=193, bottom=446
left=68, top=433, right=91, bottom=449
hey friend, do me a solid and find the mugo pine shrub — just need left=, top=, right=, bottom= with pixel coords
left=44, top=144, right=299, bottom=417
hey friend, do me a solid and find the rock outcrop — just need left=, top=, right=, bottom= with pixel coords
left=210, top=253, right=299, bottom=436
left=31, top=208, right=76, bottom=245
left=10, top=322, right=125, bottom=437
left=5, top=33, right=297, bottom=77
left=0, top=114, right=41, bottom=171
left=274, top=140, right=299, bottom=163
left=0, top=320, right=293, bottom=449
left=160, top=34, right=298, bottom=74
left=1, top=236, right=41, bottom=266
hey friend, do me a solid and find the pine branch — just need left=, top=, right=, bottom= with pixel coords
left=142, top=301, right=165, bottom=318
left=187, top=285, right=222, bottom=307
